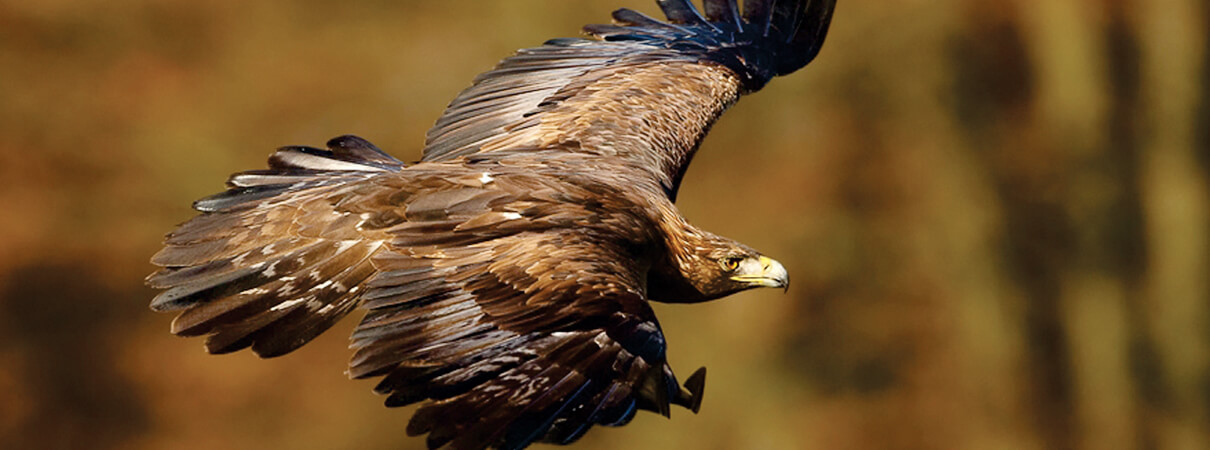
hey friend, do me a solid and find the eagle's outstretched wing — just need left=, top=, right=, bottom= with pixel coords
left=148, top=135, right=402, bottom=356
left=357, top=228, right=704, bottom=448
left=423, top=0, right=835, bottom=199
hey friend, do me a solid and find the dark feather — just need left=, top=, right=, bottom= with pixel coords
left=783, top=0, right=837, bottom=74
left=702, top=0, right=742, bottom=27
left=656, top=0, right=712, bottom=28
left=743, top=0, right=774, bottom=35
left=612, top=8, right=686, bottom=31
left=324, top=134, right=404, bottom=168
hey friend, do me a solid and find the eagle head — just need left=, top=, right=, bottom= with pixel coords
left=647, top=230, right=789, bottom=303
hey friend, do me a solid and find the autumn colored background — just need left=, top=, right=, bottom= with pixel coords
left=1, top=0, right=1207, bottom=449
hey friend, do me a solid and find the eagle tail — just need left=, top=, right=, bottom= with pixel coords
left=585, top=0, right=836, bottom=90
left=147, top=135, right=400, bottom=357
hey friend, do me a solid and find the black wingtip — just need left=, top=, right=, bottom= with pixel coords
left=588, top=0, right=837, bottom=92
left=743, top=0, right=773, bottom=35
left=781, top=0, right=837, bottom=75
left=657, top=0, right=711, bottom=27
left=703, top=0, right=742, bottom=28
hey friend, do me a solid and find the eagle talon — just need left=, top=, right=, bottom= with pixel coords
left=683, top=367, right=707, bottom=414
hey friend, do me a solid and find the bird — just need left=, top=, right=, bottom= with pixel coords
left=146, top=0, right=835, bottom=448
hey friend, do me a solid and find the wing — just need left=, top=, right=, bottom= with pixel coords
left=355, top=229, right=705, bottom=448
left=422, top=0, right=836, bottom=200
left=147, top=135, right=405, bottom=357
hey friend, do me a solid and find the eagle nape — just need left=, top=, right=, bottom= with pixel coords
left=148, top=0, right=835, bottom=448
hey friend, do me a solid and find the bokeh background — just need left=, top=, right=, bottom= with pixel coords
left=1, top=0, right=1207, bottom=448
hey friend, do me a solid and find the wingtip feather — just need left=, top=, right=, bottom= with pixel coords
left=703, top=0, right=743, bottom=28
left=656, top=0, right=711, bottom=27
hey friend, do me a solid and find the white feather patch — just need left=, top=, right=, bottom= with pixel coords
left=335, top=240, right=357, bottom=253
left=274, top=150, right=389, bottom=172
left=263, top=262, right=279, bottom=278
left=270, top=299, right=305, bottom=311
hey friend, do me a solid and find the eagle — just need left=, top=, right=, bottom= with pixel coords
left=147, top=0, right=835, bottom=448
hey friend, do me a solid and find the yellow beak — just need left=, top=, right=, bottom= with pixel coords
left=730, top=256, right=790, bottom=291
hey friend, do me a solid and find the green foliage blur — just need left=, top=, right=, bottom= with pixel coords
left=1, top=0, right=1207, bottom=448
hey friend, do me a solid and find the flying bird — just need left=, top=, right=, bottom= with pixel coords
left=147, top=0, right=835, bottom=448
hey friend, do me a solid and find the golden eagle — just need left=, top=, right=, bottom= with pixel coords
left=148, top=0, right=835, bottom=448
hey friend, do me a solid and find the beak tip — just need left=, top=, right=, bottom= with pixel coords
left=746, top=256, right=789, bottom=292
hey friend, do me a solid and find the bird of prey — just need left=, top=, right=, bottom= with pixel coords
left=147, top=0, right=835, bottom=448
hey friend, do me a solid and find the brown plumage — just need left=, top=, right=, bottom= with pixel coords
left=148, top=0, right=835, bottom=448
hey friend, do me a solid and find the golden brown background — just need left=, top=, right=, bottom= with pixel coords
left=1, top=0, right=1207, bottom=448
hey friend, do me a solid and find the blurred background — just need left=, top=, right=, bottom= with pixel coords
left=1, top=0, right=1207, bottom=448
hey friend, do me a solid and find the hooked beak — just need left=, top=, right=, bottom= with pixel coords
left=730, top=256, right=790, bottom=292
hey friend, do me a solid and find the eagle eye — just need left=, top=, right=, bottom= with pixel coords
left=722, top=256, right=744, bottom=272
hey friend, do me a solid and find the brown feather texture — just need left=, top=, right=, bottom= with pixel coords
left=148, top=1, right=833, bottom=448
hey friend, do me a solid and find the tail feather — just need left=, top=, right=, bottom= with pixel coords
left=148, top=135, right=400, bottom=358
